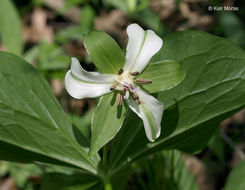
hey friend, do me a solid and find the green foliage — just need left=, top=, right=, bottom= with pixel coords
left=38, top=41, right=70, bottom=70
left=56, top=5, right=95, bottom=43
left=133, top=150, right=198, bottom=190
left=138, top=60, right=186, bottom=93
left=218, top=12, right=245, bottom=48
left=83, top=30, right=125, bottom=74
left=108, top=30, right=245, bottom=174
left=0, top=52, right=100, bottom=174
left=0, top=161, right=42, bottom=188
left=224, top=160, right=245, bottom=190
left=0, top=0, right=23, bottom=55
left=69, top=108, right=94, bottom=140
left=40, top=172, right=100, bottom=190
left=89, top=93, right=127, bottom=156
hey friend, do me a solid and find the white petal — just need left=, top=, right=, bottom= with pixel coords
left=123, top=23, right=163, bottom=73
left=65, top=58, right=115, bottom=99
left=71, top=57, right=114, bottom=82
left=126, top=88, right=164, bottom=142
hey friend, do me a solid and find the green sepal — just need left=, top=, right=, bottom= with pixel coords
left=83, top=30, right=125, bottom=74
left=137, top=60, right=186, bottom=93
left=89, top=93, right=127, bottom=157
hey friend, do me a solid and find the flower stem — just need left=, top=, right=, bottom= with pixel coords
left=103, top=176, right=113, bottom=190
left=102, top=145, right=113, bottom=190
left=103, top=144, right=109, bottom=168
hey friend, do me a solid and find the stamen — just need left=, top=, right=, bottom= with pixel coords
left=110, top=82, right=117, bottom=90
left=123, top=89, right=129, bottom=99
left=135, top=78, right=152, bottom=84
left=118, top=68, right=124, bottom=75
left=135, top=99, right=141, bottom=105
left=116, top=93, right=123, bottom=107
left=131, top=92, right=139, bottom=100
left=130, top=71, right=139, bottom=76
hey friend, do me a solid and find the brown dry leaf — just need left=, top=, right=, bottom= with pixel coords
left=94, top=10, right=128, bottom=45
left=0, top=43, right=7, bottom=52
left=23, top=7, right=53, bottom=43
left=185, top=155, right=218, bottom=190
left=44, top=0, right=81, bottom=23
left=0, top=178, right=17, bottom=190
left=51, top=79, right=65, bottom=96
left=177, top=0, right=214, bottom=31
left=65, top=40, right=86, bottom=57
left=151, top=0, right=176, bottom=20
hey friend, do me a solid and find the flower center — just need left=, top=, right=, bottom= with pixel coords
left=110, top=68, right=152, bottom=106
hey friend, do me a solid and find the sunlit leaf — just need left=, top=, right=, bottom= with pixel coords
left=108, top=30, right=245, bottom=174
left=83, top=30, right=125, bottom=74
left=89, top=93, right=127, bottom=156
left=0, top=52, right=101, bottom=174
left=0, top=0, right=22, bottom=55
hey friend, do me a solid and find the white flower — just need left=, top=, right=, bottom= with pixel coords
left=65, top=23, right=163, bottom=142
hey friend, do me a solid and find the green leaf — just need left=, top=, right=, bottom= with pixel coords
left=0, top=0, right=22, bottom=55
left=89, top=93, right=127, bottom=156
left=0, top=140, right=79, bottom=167
left=69, top=109, right=94, bottom=140
left=132, top=150, right=198, bottom=190
left=83, top=31, right=125, bottom=74
left=0, top=52, right=101, bottom=174
left=208, top=128, right=225, bottom=163
left=38, top=41, right=70, bottom=70
left=108, top=31, right=245, bottom=174
left=0, top=162, right=42, bottom=188
left=224, top=160, right=245, bottom=190
left=55, top=5, right=95, bottom=43
left=138, top=60, right=186, bottom=93
left=40, top=172, right=101, bottom=190
left=218, top=12, right=245, bottom=48
left=161, top=150, right=199, bottom=190
left=103, top=0, right=128, bottom=12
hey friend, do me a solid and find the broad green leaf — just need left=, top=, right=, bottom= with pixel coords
left=138, top=60, right=186, bottom=93
left=89, top=93, right=127, bottom=156
left=0, top=0, right=22, bottom=55
left=0, top=140, right=83, bottom=167
left=40, top=172, right=101, bottom=190
left=108, top=31, right=245, bottom=174
left=224, top=160, right=245, bottom=190
left=0, top=52, right=101, bottom=174
left=83, top=31, right=125, bottom=74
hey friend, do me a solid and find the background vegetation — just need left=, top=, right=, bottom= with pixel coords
left=0, top=0, right=245, bottom=189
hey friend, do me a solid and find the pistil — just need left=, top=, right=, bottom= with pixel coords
left=112, top=68, right=152, bottom=106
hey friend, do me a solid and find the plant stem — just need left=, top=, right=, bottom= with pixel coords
left=103, top=144, right=109, bottom=168
left=104, top=176, right=113, bottom=190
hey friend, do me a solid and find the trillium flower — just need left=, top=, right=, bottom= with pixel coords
left=65, top=23, right=185, bottom=147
